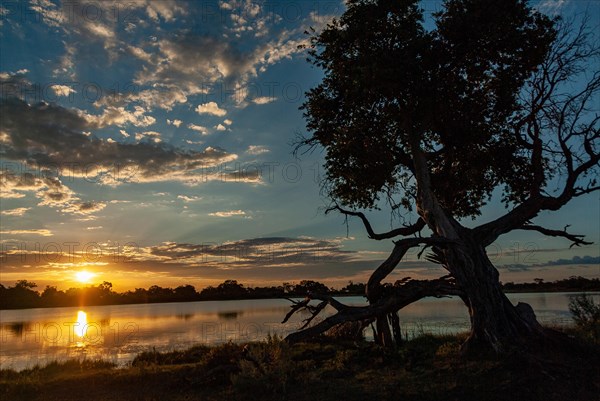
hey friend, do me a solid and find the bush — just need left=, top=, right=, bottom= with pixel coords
left=568, top=294, right=600, bottom=343
left=324, top=321, right=365, bottom=341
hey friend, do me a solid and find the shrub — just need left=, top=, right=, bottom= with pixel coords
left=324, top=321, right=365, bottom=341
left=568, top=294, right=600, bottom=343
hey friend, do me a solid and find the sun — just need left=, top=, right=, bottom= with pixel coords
left=75, top=271, right=96, bottom=283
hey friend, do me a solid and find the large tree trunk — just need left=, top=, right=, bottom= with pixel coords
left=445, top=233, right=546, bottom=353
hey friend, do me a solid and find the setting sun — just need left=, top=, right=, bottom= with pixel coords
left=75, top=271, right=96, bottom=283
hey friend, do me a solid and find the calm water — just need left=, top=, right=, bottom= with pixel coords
left=0, top=292, right=596, bottom=371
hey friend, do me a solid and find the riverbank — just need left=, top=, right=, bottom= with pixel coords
left=1, top=330, right=598, bottom=401
left=2, top=277, right=598, bottom=310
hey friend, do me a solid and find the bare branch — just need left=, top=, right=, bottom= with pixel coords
left=518, top=224, right=593, bottom=248
left=284, top=276, right=463, bottom=344
left=325, top=205, right=426, bottom=240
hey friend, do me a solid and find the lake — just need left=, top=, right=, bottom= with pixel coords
left=1, top=292, right=597, bottom=371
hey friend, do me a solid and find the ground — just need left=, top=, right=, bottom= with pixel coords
left=1, top=330, right=598, bottom=401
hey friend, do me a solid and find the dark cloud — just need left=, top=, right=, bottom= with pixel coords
left=0, top=98, right=238, bottom=185
left=545, top=255, right=600, bottom=266
left=497, top=255, right=600, bottom=271
left=147, top=237, right=355, bottom=267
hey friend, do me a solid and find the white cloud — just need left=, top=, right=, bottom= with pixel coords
left=177, top=195, right=202, bottom=202
left=84, top=106, right=156, bottom=128
left=0, top=207, right=30, bottom=216
left=135, top=131, right=162, bottom=142
left=167, top=119, right=183, bottom=127
left=209, top=209, right=247, bottom=217
left=50, top=84, right=76, bottom=97
left=86, top=226, right=104, bottom=230
left=215, top=124, right=227, bottom=131
left=223, top=119, right=233, bottom=125
left=196, top=102, right=227, bottom=116
left=252, top=96, right=276, bottom=105
left=0, top=229, right=53, bottom=237
left=246, top=145, right=270, bottom=155
left=188, top=123, right=209, bottom=135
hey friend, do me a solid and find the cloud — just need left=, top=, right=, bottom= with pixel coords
left=167, top=119, right=183, bottom=127
left=223, top=119, right=233, bottom=126
left=545, top=255, right=600, bottom=266
left=144, top=236, right=355, bottom=268
left=0, top=207, right=30, bottom=216
left=0, top=171, right=106, bottom=216
left=133, top=0, right=186, bottom=22
left=536, top=0, right=568, bottom=14
left=84, top=105, right=157, bottom=128
left=177, top=195, right=202, bottom=202
left=188, top=123, right=209, bottom=135
left=215, top=124, right=227, bottom=131
left=53, top=43, right=77, bottom=79
left=209, top=210, right=247, bottom=217
left=246, top=145, right=270, bottom=155
left=196, top=102, right=227, bottom=116
left=0, top=229, right=53, bottom=237
left=498, top=255, right=600, bottom=271
left=135, top=131, right=162, bottom=143
left=133, top=28, right=307, bottom=105
left=62, top=201, right=107, bottom=215
left=219, top=0, right=287, bottom=39
left=95, top=87, right=188, bottom=112
left=252, top=96, right=276, bottom=105
left=0, top=98, right=243, bottom=187
left=50, top=84, right=76, bottom=97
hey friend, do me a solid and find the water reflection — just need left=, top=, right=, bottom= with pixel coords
left=5, top=322, right=29, bottom=336
left=0, top=293, right=595, bottom=371
left=176, top=313, right=195, bottom=321
left=74, top=310, right=87, bottom=338
left=218, top=311, right=242, bottom=320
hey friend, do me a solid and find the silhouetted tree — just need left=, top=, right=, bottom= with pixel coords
left=294, top=280, right=331, bottom=295
left=288, top=0, right=599, bottom=352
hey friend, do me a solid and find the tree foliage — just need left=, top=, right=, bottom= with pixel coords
left=300, top=0, right=597, bottom=219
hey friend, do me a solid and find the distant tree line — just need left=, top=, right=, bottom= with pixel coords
left=502, top=276, right=600, bottom=293
left=0, top=277, right=597, bottom=310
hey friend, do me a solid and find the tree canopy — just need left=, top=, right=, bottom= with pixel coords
left=300, top=0, right=597, bottom=220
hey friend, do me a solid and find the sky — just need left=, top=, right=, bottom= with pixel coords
left=0, top=0, right=598, bottom=291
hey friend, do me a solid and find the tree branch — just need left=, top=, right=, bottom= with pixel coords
left=325, top=205, right=425, bottom=240
left=283, top=276, right=463, bottom=344
left=366, top=236, right=456, bottom=301
left=517, top=224, right=593, bottom=248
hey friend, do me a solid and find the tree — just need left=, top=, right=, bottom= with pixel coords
left=286, top=0, right=599, bottom=353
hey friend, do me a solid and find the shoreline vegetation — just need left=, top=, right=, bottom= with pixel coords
left=1, top=276, right=599, bottom=310
left=1, top=325, right=598, bottom=401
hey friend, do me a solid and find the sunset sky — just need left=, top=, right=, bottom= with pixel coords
left=1, top=0, right=598, bottom=291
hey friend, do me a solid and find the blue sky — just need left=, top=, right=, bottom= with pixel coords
left=0, top=0, right=598, bottom=290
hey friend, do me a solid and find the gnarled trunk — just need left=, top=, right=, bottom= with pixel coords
left=445, top=234, right=545, bottom=352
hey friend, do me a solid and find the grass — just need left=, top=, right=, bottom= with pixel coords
left=1, top=330, right=598, bottom=401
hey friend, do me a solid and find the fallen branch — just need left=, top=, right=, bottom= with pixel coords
left=283, top=276, right=463, bottom=344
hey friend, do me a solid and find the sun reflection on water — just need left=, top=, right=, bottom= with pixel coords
left=75, top=310, right=87, bottom=347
